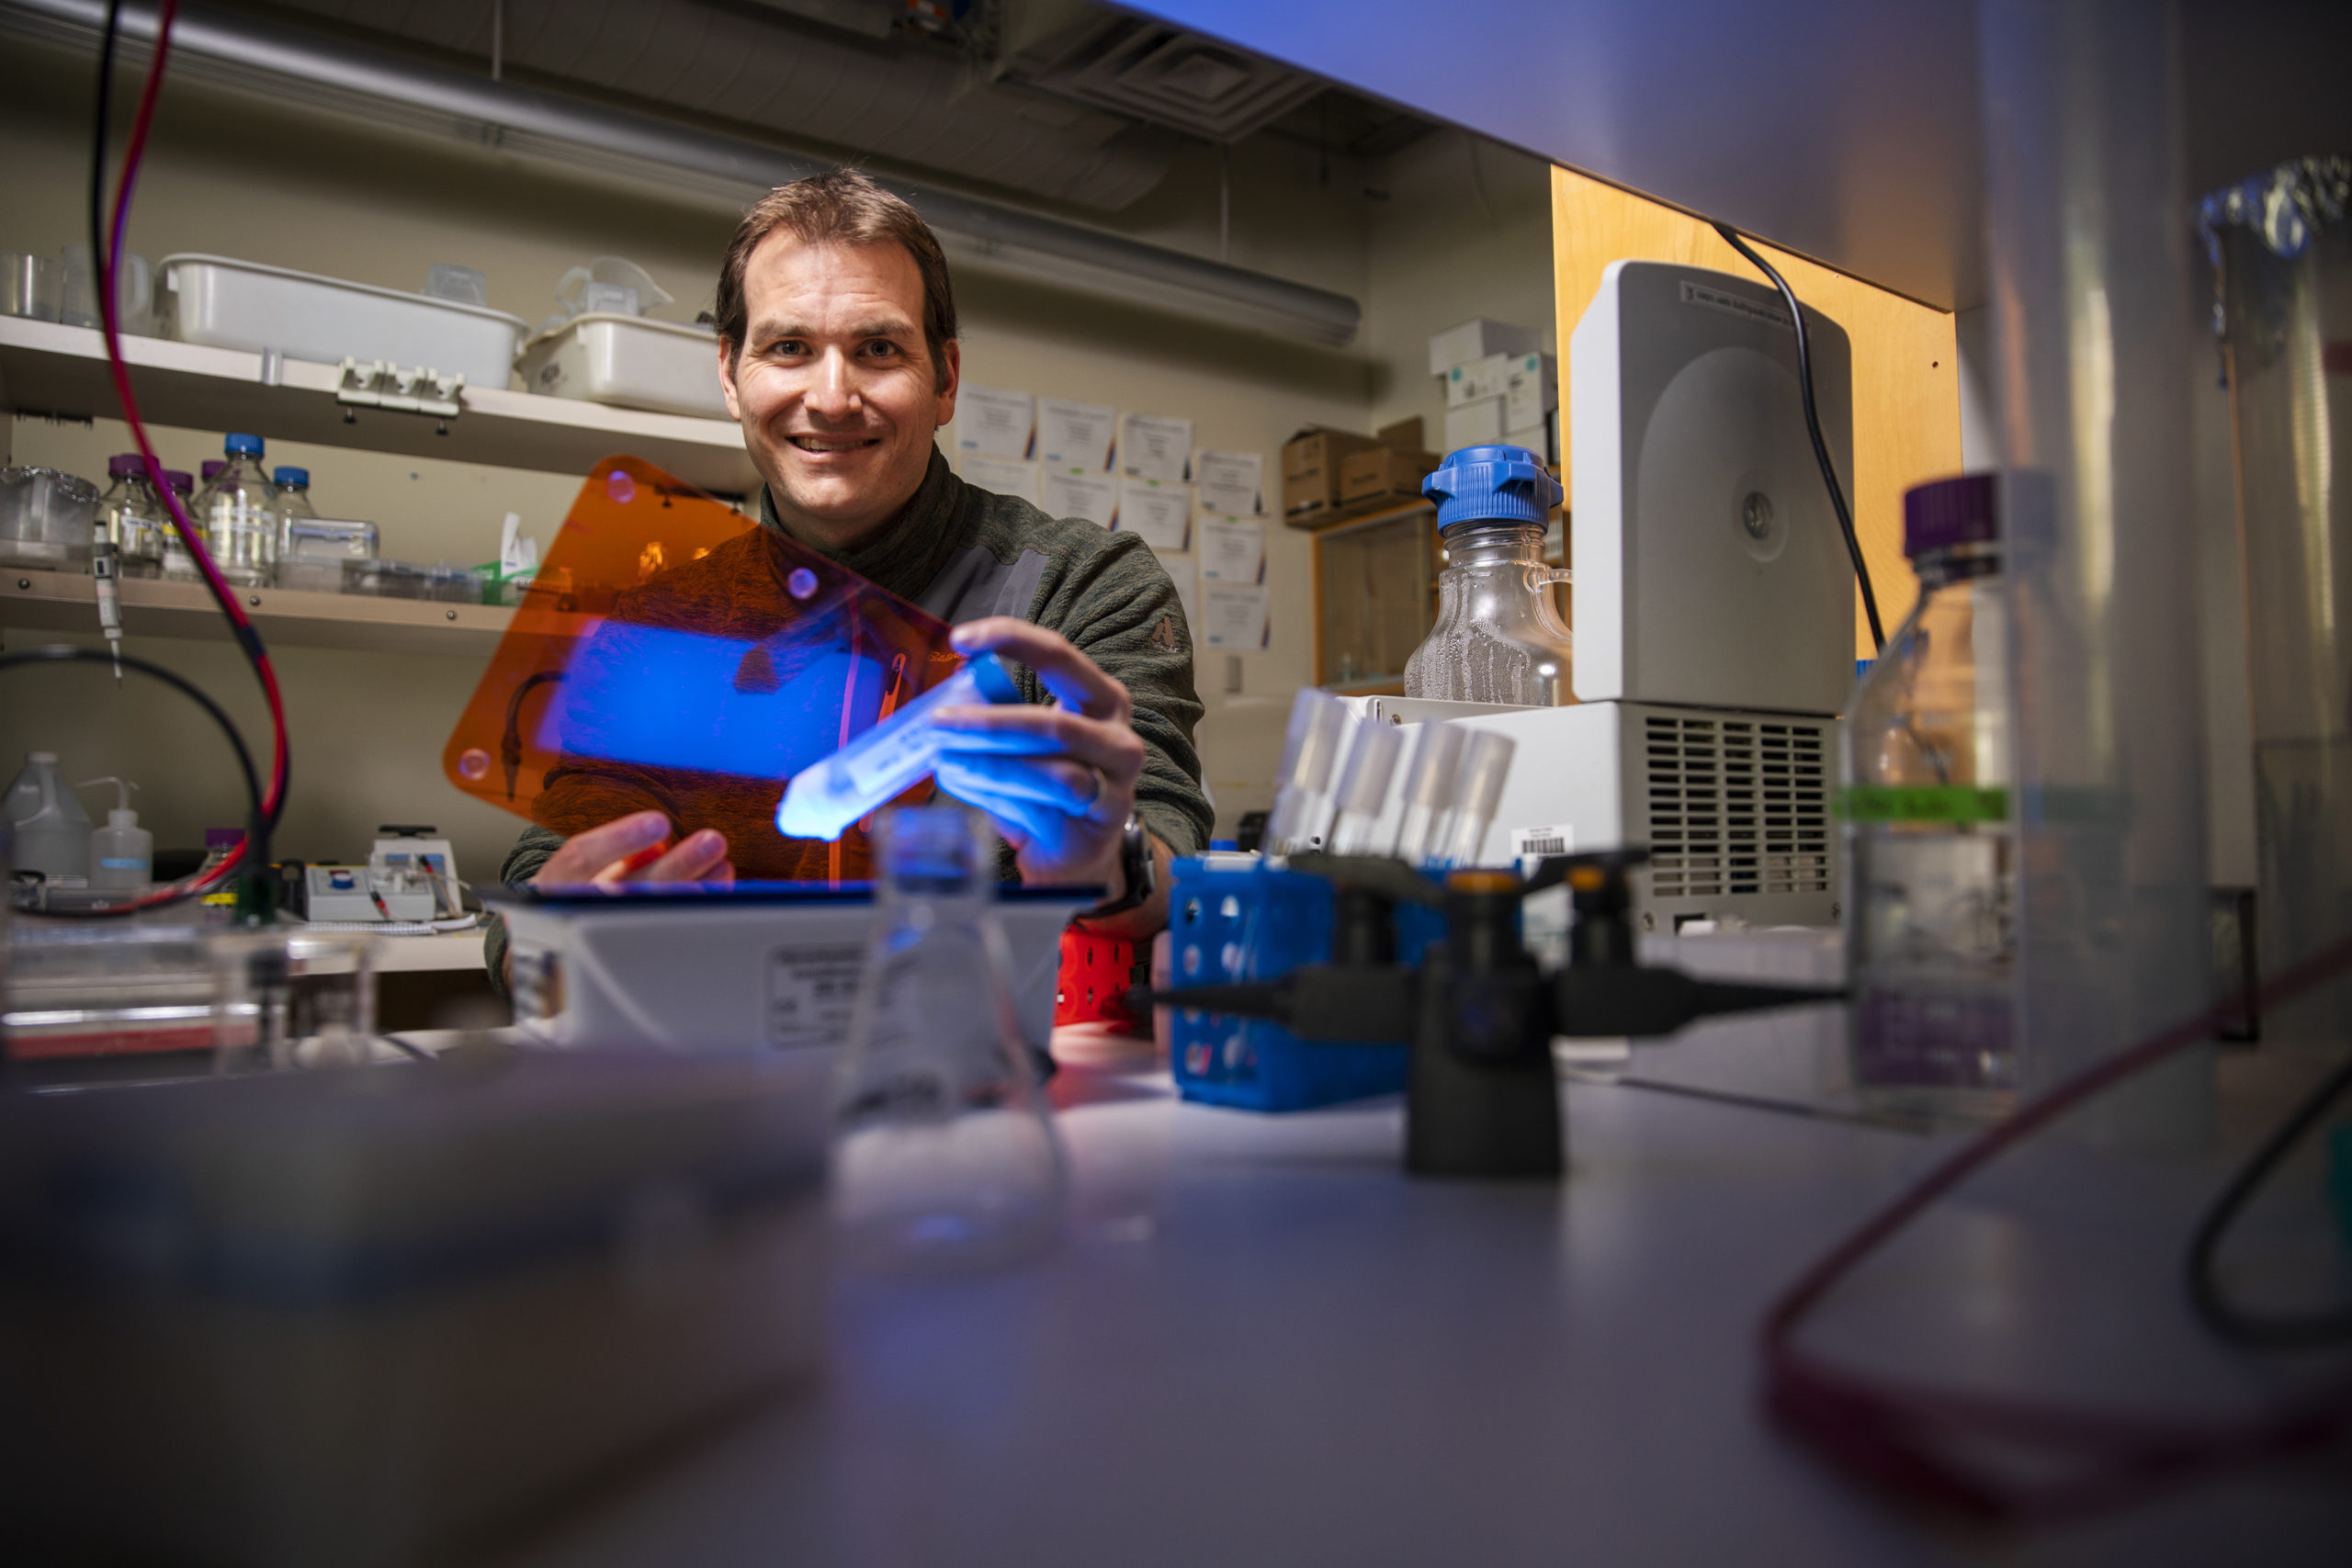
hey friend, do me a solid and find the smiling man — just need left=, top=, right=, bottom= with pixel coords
left=489, top=170, right=1207, bottom=963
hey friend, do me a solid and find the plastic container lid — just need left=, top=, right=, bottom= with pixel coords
left=204, top=827, right=243, bottom=848
left=1209, top=839, right=1239, bottom=852
left=273, top=467, right=310, bottom=488
left=223, top=433, right=264, bottom=457
left=107, top=453, right=144, bottom=478
left=1423, top=444, right=1563, bottom=531
left=1904, top=473, right=1998, bottom=557
left=164, top=469, right=193, bottom=493
left=200, top=461, right=225, bottom=481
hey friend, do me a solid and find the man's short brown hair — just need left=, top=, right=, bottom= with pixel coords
left=714, top=168, right=958, bottom=390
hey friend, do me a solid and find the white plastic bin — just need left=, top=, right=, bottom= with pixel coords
left=159, top=254, right=526, bottom=389
left=516, top=312, right=729, bottom=420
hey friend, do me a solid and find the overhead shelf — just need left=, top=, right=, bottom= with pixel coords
left=1, top=568, right=514, bottom=658
left=0, top=316, right=761, bottom=497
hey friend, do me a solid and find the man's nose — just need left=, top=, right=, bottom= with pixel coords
left=805, top=347, right=862, bottom=422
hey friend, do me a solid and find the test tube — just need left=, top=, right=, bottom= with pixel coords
left=1388, top=723, right=1464, bottom=866
left=775, top=653, right=1022, bottom=841
left=1262, top=688, right=1351, bottom=854
left=1431, top=729, right=1517, bottom=867
left=1326, top=718, right=1404, bottom=856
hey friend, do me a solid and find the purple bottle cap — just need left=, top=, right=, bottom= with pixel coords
left=163, top=469, right=193, bottom=494
left=1903, top=474, right=1998, bottom=558
left=201, top=460, right=225, bottom=481
left=204, top=827, right=244, bottom=849
left=108, top=453, right=144, bottom=478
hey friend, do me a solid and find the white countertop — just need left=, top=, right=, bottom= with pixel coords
left=483, top=1020, right=2352, bottom=1568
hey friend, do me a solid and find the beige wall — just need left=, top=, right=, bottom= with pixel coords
left=1363, top=131, right=1557, bottom=446
left=2, top=35, right=1387, bottom=866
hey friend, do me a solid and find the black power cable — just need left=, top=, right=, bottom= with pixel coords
left=2186, top=1052, right=2352, bottom=1350
left=4, top=648, right=268, bottom=912
left=1711, top=221, right=1887, bottom=652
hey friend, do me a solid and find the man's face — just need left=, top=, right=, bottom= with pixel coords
left=719, top=237, right=959, bottom=551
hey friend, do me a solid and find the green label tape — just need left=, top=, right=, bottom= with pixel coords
left=1835, top=784, right=2009, bottom=823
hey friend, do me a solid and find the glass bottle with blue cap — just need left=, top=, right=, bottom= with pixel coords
left=1404, top=444, right=1574, bottom=705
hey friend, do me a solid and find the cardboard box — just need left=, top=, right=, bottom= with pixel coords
left=1339, top=446, right=1440, bottom=508
left=1429, top=317, right=1540, bottom=378
left=1503, top=352, right=1557, bottom=429
left=1376, top=416, right=1425, bottom=452
left=1443, top=396, right=1506, bottom=451
left=1443, top=351, right=1514, bottom=408
left=1282, top=427, right=1385, bottom=522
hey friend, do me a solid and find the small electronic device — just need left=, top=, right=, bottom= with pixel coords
left=489, top=878, right=1097, bottom=1055
left=296, top=863, right=436, bottom=923
left=286, top=828, right=459, bottom=923
left=1570, top=259, right=1854, bottom=715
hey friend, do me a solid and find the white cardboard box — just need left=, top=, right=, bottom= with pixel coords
left=1442, top=350, right=1514, bottom=407
left=1428, top=317, right=1540, bottom=378
left=1442, top=395, right=1507, bottom=451
left=1504, top=351, right=1558, bottom=428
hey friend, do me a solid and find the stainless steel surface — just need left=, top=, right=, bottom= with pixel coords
left=0, top=0, right=1363, bottom=346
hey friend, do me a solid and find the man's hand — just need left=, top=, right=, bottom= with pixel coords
left=930, top=618, right=1151, bottom=909
left=530, top=810, right=735, bottom=889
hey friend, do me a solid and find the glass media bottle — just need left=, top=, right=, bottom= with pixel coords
left=833, top=804, right=1065, bottom=1271
left=196, top=433, right=277, bottom=588
left=1842, top=474, right=2014, bottom=1122
left=1403, top=444, right=1573, bottom=705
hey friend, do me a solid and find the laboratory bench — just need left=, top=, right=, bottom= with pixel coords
left=468, top=1019, right=2352, bottom=1568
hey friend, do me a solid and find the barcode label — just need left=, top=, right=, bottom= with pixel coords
left=1512, top=825, right=1576, bottom=872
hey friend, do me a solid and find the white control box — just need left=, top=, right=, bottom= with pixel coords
left=1570, top=261, right=1855, bottom=716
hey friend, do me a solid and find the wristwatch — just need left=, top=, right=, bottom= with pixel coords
left=1080, top=814, right=1154, bottom=920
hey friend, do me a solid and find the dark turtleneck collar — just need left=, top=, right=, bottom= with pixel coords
left=757, top=446, right=972, bottom=605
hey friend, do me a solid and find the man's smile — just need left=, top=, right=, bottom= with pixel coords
left=787, top=434, right=882, bottom=454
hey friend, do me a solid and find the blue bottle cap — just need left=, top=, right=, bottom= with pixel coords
left=966, top=651, right=1021, bottom=705
left=272, top=466, right=309, bottom=488
left=1422, top=444, right=1562, bottom=531
left=223, top=433, right=264, bottom=457
left=1210, top=839, right=1239, bottom=852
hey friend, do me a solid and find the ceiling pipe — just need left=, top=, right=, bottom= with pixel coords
left=4, top=0, right=1363, bottom=346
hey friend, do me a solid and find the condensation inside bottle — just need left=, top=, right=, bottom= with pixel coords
left=1404, top=522, right=1573, bottom=705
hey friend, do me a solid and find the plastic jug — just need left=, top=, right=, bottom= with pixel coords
left=5, top=751, right=93, bottom=882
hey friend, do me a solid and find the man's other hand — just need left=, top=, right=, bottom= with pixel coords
left=531, top=810, right=736, bottom=888
left=931, top=618, right=1146, bottom=897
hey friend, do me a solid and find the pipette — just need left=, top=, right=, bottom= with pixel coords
left=775, top=653, right=1023, bottom=841
left=91, top=520, right=124, bottom=682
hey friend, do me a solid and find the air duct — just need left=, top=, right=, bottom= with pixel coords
left=1, top=0, right=1363, bottom=346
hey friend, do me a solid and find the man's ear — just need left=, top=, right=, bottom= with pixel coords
left=718, top=341, right=743, bottom=423
left=933, top=338, right=961, bottom=430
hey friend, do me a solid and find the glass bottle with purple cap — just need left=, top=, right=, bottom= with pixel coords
left=1841, top=474, right=2015, bottom=1122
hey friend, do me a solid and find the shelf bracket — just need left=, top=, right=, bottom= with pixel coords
left=335, top=357, right=464, bottom=420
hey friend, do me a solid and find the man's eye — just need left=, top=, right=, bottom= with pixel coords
left=770, top=339, right=807, bottom=356
left=862, top=341, right=899, bottom=357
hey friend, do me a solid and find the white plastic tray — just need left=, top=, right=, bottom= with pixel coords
left=514, top=311, right=729, bottom=420
left=159, top=254, right=527, bottom=389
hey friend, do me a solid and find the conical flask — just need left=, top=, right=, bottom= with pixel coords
left=832, top=804, right=1065, bottom=1270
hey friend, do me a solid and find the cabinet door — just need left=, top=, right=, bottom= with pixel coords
left=1314, top=507, right=1432, bottom=690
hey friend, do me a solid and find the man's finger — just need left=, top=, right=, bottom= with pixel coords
left=933, top=751, right=1111, bottom=816
left=641, top=829, right=731, bottom=882
left=934, top=760, right=1064, bottom=846
left=932, top=705, right=1145, bottom=785
left=535, top=809, right=670, bottom=884
left=950, top=617, right=1130, bottom=721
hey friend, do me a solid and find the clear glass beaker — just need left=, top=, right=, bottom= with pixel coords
left=1403, top=522, right=1573, bottom=705
left=831, top=805, right=1064, bottom=1272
